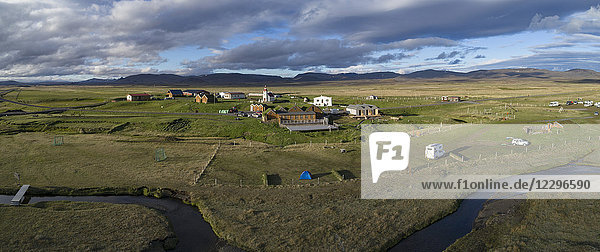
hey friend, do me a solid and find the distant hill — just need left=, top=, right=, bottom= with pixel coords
left=399, top=68, right=600, bottom=80
left=0, top=68, right=598, bottom=86
left=0, top=80, right=23, bottom=85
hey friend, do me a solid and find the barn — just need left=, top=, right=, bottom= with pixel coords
left=127, top=93, right=151, bottom=101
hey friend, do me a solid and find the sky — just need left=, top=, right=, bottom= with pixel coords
left=1, top=0, right=600, bottom=81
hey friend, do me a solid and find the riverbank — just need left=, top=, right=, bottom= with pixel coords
left=0, top=182, right=460, bottom=251
left=447, top=199, right=600, bottom=251
left=0, top=201, right=176, bottom=251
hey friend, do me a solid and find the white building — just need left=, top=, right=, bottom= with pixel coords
left=262, top=85, right=276, bottom=102
left=313, top=95, right=332, bottom=107
left=126, top=93, right=151, bottom=101
left=222, top=92, right=246, bottom=99
left=346, top=104, right=379, bottom=117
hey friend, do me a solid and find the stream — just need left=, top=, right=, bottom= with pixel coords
left=390, top=163, right=600, bottom=251
left=2, top=164, right=599, bottom=251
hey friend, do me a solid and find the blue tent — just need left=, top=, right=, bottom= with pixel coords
left=299, top=171, right=312, bottom=180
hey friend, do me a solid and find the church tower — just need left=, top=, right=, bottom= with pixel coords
left=262, top=85, right=275, bottom=102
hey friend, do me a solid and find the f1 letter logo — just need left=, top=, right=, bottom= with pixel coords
left=369, top=132, right=410, bottom=183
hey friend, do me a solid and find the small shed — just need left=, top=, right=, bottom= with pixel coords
left=300, top=171, right=312, bottom=180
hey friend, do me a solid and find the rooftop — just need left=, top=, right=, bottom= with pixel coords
left=285, top=124, right=338, bottom=132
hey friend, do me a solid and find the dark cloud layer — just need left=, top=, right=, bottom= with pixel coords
left=0, top=0, right=598, bottom=79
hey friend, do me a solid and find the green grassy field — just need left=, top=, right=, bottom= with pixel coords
left=1, top=78, right=600, bottom=251
left=0, top=201, right=175, bottom=251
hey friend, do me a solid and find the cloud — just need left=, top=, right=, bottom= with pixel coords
left=449, top=59, right=462, bottom=65
left=426, top=47, right=485, bottom=61
left=182, top=39, right=417, bottom=73
left=430, top=51, right=460, bottom=60
left=0, top=0, right=296, bottom=78
left=0, top=0, right=597, bottom=79
left=529, top=5, right=600, bottom=35
left=474, top=55, right=486, bottom=59
left=529, top=14, right=562, bottom=30
left=474, top=51, right=600, bottom=71
left=291, top=0, right=594, bottom=43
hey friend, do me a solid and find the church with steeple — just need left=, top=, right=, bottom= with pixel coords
left=262, top=85, right=276, bottom=102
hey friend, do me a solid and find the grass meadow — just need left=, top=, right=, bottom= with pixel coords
left=0, top=201, right=174, bottom=251
left=1, top=78, right=600, bottom=250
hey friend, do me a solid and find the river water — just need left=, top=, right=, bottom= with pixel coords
left=391, top=164, right=600, bottom=251
left=2, top=164, right=599, bottom=251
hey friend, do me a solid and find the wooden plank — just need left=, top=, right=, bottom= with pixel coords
left=11, top=185, right=30, bottom=206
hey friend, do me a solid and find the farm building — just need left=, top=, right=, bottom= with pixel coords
left=127, top=93, right=151, bottom=101
left=313, top=95, right=332, bottom=106
left=366, top=95, right=379, bottom=100
left=346, top=104, right=379, bottom=118
left=167, top=89, right=184, bottom=97
left=195, top=93, right=217, bottom=104
left=263, top=105, right=336, bottom=131
left=261, top=85, right=276, bottom=102
left=441, top=96, right=461, bottom=102
left=184, top=89, right=210, bottom=96
left=250, top=103, right=267, bottom=112
left=222, top=92, right=246, bottom=100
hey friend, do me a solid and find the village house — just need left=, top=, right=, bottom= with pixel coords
left=263, top=105, right=336, bottom=131
left=346, top=104, right=379, bottom=118
left=167, top=89, right=184, bottom=98
left=313, top=95, right=332, bottom=106
left=184, top=89, right=210, bottom=97
left=195, top=93, right=217, bottom=104
left=127, top=93, right=151, bottom=101
left=366, top=95, right=379, bottom=100
left=250, top=103, right=267, bottom=112
left=221, top=92, right=246, bottom=100
left=441, top=96, right=462, bottom=102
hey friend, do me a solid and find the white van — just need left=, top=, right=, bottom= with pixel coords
left=549, top=101, right=560, bottom=107
left=425, top=143, right=445, bottom=159
left=511, top=138, right=530, bottom=146
left=584, top=101, right=594, bottom=107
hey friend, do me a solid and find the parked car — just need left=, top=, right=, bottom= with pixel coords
left=566, top=101, right=575, bottom=105
left=584, top=101, right=594, bottom=107
left=577, top=101, right=584, bottom=105
left=549, top=101, right=560, bottom=107
left=595, top=102, right=600, bottom=108
left=511, top=138, right=530, bottom=146
left=595, top=112, right=599, bottom=116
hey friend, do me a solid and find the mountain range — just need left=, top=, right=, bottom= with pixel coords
left=1, top=68, right=599, bottom=86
